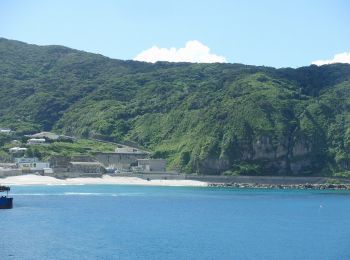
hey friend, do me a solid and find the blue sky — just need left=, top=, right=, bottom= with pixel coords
left=0, top=0, right=349, bottom=67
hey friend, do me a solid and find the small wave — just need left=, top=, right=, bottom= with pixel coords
left=45, top=183, right=85, bottom=186
left=64, top=192, right=113, bottom=196
left=118, top=192, right=144, bottom=196
left=12, top=193, right=57, bottom=196
left=12, top=192, right=144, bottom=197
left=63, top=192, right=144, bottom=196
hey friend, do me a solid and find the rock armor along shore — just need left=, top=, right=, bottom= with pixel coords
left=208, top=183, right=350, bottom=190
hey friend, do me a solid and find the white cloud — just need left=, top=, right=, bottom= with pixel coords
left=134, top=40, right=227, bottom=63
left=312, top=52, right=350, bottom=66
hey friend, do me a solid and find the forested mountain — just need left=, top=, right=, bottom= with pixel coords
left=1, top=38, right=350, bottom=175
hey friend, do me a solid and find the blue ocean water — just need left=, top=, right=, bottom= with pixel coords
left=1, top=185, right=350, bottom=260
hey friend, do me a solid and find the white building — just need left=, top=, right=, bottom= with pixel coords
left=43, top=168, right=54, bottom=174
left=115, top=147, right=143, bottom=154
left=29, top=132, right=59, bottom=140
left=0, top=129, right=12, bottom=134
left=27, top=138, right=46, bottom=145
left=9, top=147, right=28, bottom=153
left=15, top=157, right=50, bottom=171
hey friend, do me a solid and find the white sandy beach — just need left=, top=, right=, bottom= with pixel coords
left=0, top=174, right=208, bottom=187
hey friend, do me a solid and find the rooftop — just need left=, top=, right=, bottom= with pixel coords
left=137, top=159, right=166, bottom=161
left=70, top=162, right=103, bottom=166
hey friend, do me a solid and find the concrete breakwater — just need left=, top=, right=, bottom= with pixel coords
left=121, top=174, right=350, bottom=189
left=208, top=183, right=350, bottom=190
left=122, top=174, right=330, bottom=184
left=189, top=175, right=350, bottom=189
left=185, top=175, right=350, bottom=185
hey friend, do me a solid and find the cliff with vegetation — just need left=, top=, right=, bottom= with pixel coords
left=1, top=38, right=350, bottom=176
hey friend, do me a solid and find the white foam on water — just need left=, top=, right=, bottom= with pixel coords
left=64, top=192, right=115, bottom=196
left=63, top=192, right=144, bottom=196
left=12, top=193, right=59, bottom=196
left=12, top=192, right=145, bottom=197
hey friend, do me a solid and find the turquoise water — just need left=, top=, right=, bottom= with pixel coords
left=1, top=185, right=350, bottom=260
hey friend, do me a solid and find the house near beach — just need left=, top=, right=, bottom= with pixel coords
left=29, top=132, right=60, bottom=140
left=28, top=131, right=76, bottom=142
left=15, top=157, right=50, bottom=171
left=0, top=128, right=12, bottom=134
left=94, top=146, right=149, bottom=170
left=9, top=147, right=28, bottom=154
left=27, top=138, right=46, bottom=145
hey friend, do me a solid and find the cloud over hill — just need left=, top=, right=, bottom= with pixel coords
left=134, top=40, right=227, bottom=63
left=312, top=52, right=350, bottom=66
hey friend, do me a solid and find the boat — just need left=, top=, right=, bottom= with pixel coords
left=0, top=185, right=13, bottom=209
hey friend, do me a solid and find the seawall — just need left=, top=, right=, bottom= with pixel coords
left=115, top=173, right=350, bottom=185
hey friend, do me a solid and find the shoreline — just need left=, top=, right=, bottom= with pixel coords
left=2, top=174, right=350, bottom=190
left=0, top=174, right=208, bottom=187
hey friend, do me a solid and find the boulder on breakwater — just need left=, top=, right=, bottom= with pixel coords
left=208, top=182, right=350, bottom=190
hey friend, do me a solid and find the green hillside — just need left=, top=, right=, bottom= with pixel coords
left=1, top=38, right=350, bottom=176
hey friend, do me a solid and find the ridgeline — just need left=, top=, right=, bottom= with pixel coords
left=1, top=38, right=350, bottom=176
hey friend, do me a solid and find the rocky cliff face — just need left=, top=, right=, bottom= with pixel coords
left=198, top=134, right=315, bottom=175
left=198, top=158, right=230, bottom=175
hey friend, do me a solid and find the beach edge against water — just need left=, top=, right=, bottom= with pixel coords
left=2, top=174, right=350, bottom=189
left=0, top=174, right=209, bottom=187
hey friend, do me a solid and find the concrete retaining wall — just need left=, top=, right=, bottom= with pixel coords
left=95, top=152, right=148, bottom=168
left=113, top=173, right=350, bottom=184
left=185, top=175, right=329, bottom=184
left=0, top=169, right=22, bottom=178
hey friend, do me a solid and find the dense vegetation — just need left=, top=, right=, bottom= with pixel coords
left=1, top=38, right=350, bottom=176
